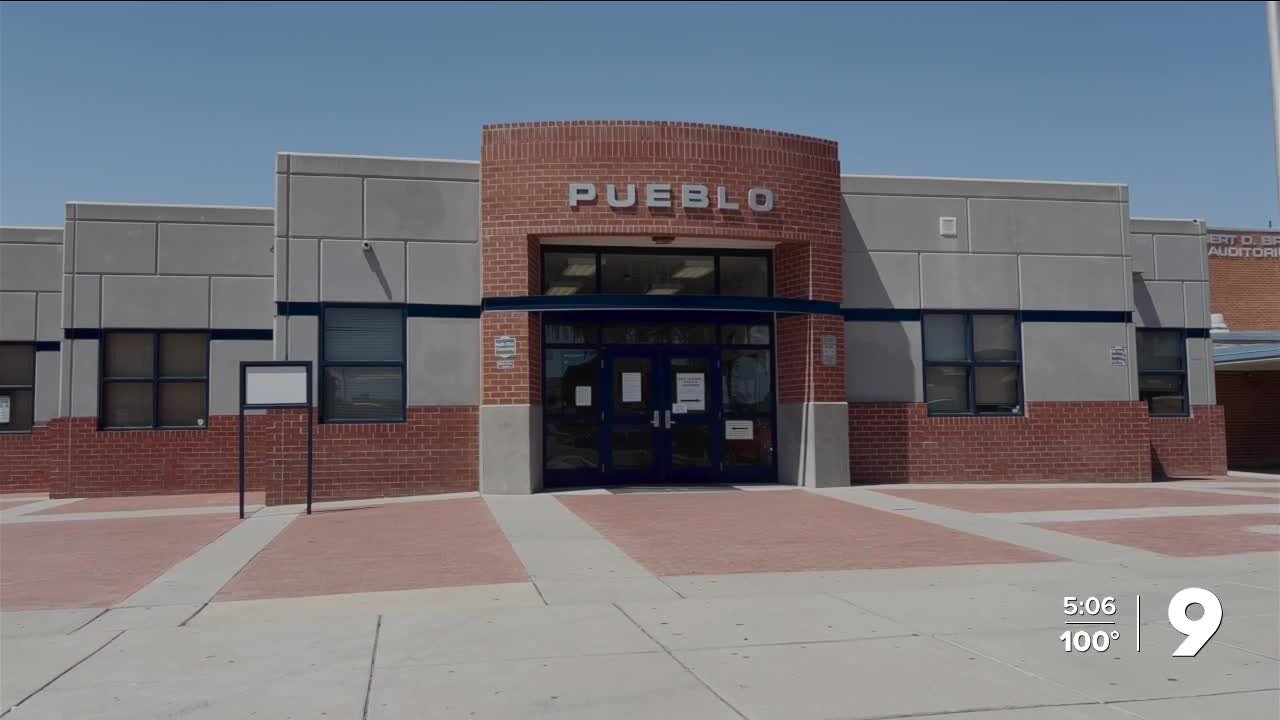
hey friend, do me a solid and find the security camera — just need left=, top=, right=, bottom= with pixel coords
left=361, top=241, right=372, bottom=251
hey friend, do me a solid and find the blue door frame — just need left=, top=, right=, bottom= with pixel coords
left=542, top=311, right=778, bottom=488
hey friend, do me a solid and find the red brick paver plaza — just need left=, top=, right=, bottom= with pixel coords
left=1, top=515, right=239, bottom=610
left=216, top=498, right=527, bottom=601
left=875, top=487, right=1279, bottom=513
left=559, top=490, right=1059, bottom=577
left=1037, top=514, right=1280, bottom=557
left=33, top=491, right=266, bottom=515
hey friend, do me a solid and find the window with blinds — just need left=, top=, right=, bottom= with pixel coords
left=320, top=306, right=406, bottom=423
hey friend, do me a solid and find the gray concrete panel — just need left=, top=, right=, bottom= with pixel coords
left=1133, top=279, right=1185, bottom=327
left=156, top=223, right=273, bottom=276
left=842, top=252, right=920, bottom=309
left=777, top=402, right=850, bottom=488
left=1130, top=233, right=1155, bottom=275
left=1130, top=217, right=1205, bottom=236
left=845, top=321, right=923, bottom=402
left=408, top=317, right=480, bottom=406
left=319, top=239, right=405, bottom=302
left=839, top=193, right=967, bottom=252
left=36, top=293, right=60, bottom=341
left=70, top=203, right=271, bottom=226
left=286, top=153, right=480, bottom=181
left=1183, top=282, right=1210, bottom=328
left=840, top=175, right=1127, bottom=202
left=274, top=237, right=287, bottom=302
left=286, top=316, right=318, bottom=398
left=58, top=339, right=72, bottom=416
left=63, top=222, right=75, bottom=272
left=0, top=227, right=62, bottom=244
left=969, top=199, right=1124, bottom=255
left=69, top=338, right=98, bottom=417
left=72, top=222, right=156, bottom=274
left=0, top=243, right=62, bottom=291
left=34, top=350, right=59, bottom=423
left=272, top=315, right=287, bottom=361
left=364, top=178, right=479, bottom=241
left=287, top=238, right=318, bottom=302
left=405, top=242, right=480, bottom=305
left=0, top=292, right=36, bottom=340
left=274, top=174, right=288, bottom=238
left=288, top=175, right=363, bottom=239
left=920, top=253, right=1019, bottom=309
left=61, top=274, right=73, bottom=329
left=480, top=404, right=541, bottom=494
left=1154, top=233, right=1207, bottom=281
left=842, top=195, right=968, bottom=253
left=1187, top=337, right=1212, bottom=406
left=1020, top=255, right=1128, bottom=311
left=72, top=275, right=101, bottom=328
left=210, top=277, right=274, bottom=330
left=1022, top=323, right=1131, bottom=401
left=209, top=340, right=274, bottom=414
left=100, top=275, right=210, bottom=328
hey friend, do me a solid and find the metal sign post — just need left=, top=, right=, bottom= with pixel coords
left=238, top=361, right=314, bottom=519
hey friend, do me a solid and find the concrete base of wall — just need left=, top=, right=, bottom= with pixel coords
left=480, top=404, right=542, bottom=494
left=777, top=402, right=851, bottom=488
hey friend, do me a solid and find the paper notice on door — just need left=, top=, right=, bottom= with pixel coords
left=725, top=420, right=753, bottom=440
left=675, top=373, right=705, bottom=411
left=575, top=386, right=592, bottom=407
left=621, top=373, right=643, bottom=403
left=672, top=403, right=688, bottom=415
left=0, top=396, right=9, bottom=424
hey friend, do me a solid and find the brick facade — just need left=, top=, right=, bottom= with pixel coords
left=0, top=425, right=61, bottom=494
left=479, top=121, right=846, bottom=411
left=1216, top=372, right=1280, bottom=470
left=1148, top=405, right=1228, bottom=478
left=848, top=402, right=1158, bottom=483
left=1207, top=230, right=1280, bottom=332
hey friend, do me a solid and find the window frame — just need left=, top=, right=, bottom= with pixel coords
left=99, top=330, right=210, bottom=431
left=318, top=303, right=408, bottom=425
left=921, top=311, right=1024, bottom=417
left=1136, top=328, right=1190, bottom=418
left=541, top=247, right=773, bottom=298
left=0, top=341, right=36, bottom=434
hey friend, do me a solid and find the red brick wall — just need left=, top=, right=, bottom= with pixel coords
left=45, top=408, right=478, bottom=503
left=1149, top=405, right=1227, bottom=478
left=1216, top=372, right=1280, bottom=469
left=0, top=424, right=61, bottom=494
left=848, top=402, right=1155, bottom=483
left=1207, top=230, right=1280, bottom=332
left=479, top=121, right=846, bottom=409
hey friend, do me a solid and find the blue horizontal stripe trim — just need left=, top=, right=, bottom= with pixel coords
left=482, top=295, right=843, bottom=315
left=211, top=329, right=274, bottom=341
left=34, top=341, right=60, bottom=352
left=275, top=302, right=320, bottom=316
left=1185, top=328, right=1211, bottom=339
left=1020, top=310, right=1131, bottom=324
left=65, top=328, right=101, bottom=340
left=841, top=309, right=922, bottom=322
left=407, top=304, right=483, bottom=319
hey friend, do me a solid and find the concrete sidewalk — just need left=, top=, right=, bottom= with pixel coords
left=2, top=482, right=1277, bottom=719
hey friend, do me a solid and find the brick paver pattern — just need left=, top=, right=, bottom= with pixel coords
left=1, top=515, right=239, bottom=610
left=32, top=491, right=266, bottom=515
left=560, top=489, right=1059, bottom=576
left=216, top=498, right=527, bottom=601
left=1036, top=513, right=1280, bottom=557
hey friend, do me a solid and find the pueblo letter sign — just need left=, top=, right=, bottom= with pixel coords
left=1207, top=231, right=1280, bottom=259
left=568, top=183, right=774, bottom=213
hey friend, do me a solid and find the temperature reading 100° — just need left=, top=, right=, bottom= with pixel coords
left=1060, top=596, right=1119, bottom=653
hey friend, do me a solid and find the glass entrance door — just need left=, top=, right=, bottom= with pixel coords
left=543, top=313, right=777, bottom=488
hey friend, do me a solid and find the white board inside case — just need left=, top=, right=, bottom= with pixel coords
left=244, top=366, right=309, bottom=406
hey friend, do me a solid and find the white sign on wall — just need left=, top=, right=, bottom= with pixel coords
left=1110, top=346, right=1128, bottom=368
left=725, top=420, right=754, bottom=440
left=621, top=373, right=643, bottom=403
left=821, top=336, right=838, bottom=367
left=568, top=183, right=775, bottom=212
left=244, top=366, right=309, bottom=406
left=0, top=395, right=9, bottom=424
left=494, top=336, right=518, bottom=359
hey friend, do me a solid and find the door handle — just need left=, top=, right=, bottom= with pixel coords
left=664, top=410, right=671, bottom=429
left=652, top=410, right=660, bottom=428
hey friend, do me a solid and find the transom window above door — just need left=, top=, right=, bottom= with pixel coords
left=542, top=249, right=770, bottom=297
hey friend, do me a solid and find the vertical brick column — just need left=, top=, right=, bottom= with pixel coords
left=480, top=121, right=846, bottom=491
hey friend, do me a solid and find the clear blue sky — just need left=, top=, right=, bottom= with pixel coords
left=1, top=1, right=1275, bottom=228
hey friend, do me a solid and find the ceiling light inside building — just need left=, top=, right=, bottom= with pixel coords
left=646, top=284, right=682, bottom=295
left=545, top=284, right=580, bottom=296
left=560, top=257, right=596, bottom=277
left=672, top=260, right=714, bottom=279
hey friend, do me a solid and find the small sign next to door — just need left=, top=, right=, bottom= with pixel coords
left=725, top=420, right=753, bottom=440
left=495, top=336, right=518, bottom=359
left=821, top=335, right=838, bottom=367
